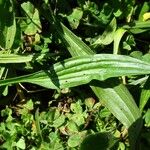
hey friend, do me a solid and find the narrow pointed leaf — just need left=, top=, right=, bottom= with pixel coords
left=51, top=20, right=142, bottom=126
left=57, top=22, right=95, bottom=56
left=39, top=5, right=143, bottom=148
left=0, top=53, right=52, bottom=63
left=0, top=54, right=150, bottom=90
left=91, top=80, right=141, bottom=128
left=123, top=20, right=150, bottom=29
left=0, top=54, right=33, bottom=63
left=39, top=4, right=94, bottom=56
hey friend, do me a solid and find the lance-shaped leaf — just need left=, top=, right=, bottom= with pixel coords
left=0, top=53, right=49, bottom=63
left=51, top=20, right=142, bottom=123
left=91, top=80, right=141, bottom=128
left=39, top=5, right=143, bottom=148
left=57, top=22, right=94, bottom=56
left=0, top=54, right=150, bottom=90
left=50, top=21, right=144, bottom=148
left=39, top=5, right=94, bottom=56
left=0, top=54, right=33, bottom=63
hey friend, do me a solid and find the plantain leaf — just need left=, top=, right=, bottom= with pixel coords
left=0, top=0, right=16, bottom=49
left=0, top=53, right=52, bottom=63
left=0, top=54, right=33, bottom=63
left=0, top=54, right=150, bottom=91
left=56, top=22, right=95, bottom=56
left=50, top=20, right=143, bottom=148
left=91, top=80, right=142, bottom=128
left=39, top=4, right=143, bottom=148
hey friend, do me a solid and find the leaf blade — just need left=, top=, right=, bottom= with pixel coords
left=0, top=54, right=150, bottom=91
left=139, top=76, right=150, bottom=111
left=113, top=28, right=127, bottom=54
left=91, top=18, right=117, bottom=47
left=0, top=54, right=33, bottom=63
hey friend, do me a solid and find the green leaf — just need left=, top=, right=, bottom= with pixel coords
left=70, top=114, right=85, bottom=127
left=0, top=54, right=33, bottom=63
left=123, top=21, right=150, bottom=34
left=53, top=115, right=65, bottom=128
left=68, top=134, right=82, bottom=148
left=57, top=22, right=95, bottom=56
left=0, top=67, right=8, bottom=96
left=130, top=51, right=143, bottom=60
left=21, top=2, right=41, bottom=35
left=67, top=8, right=83, bottom=29
left=66, top=121, right=79, bottom=134
left=0, top=54, right=150, bottom=90
left=91, top=18, right=117, bottom=48
left=51, top=21, right=143, bottom=148
left=142, top=53, right=150, bottom=63
left=0, top=0, right=16, bottom=49
left=70, top=101, right=83, bottom=114
left=40, top=5, right=143, bottom=148
left=138, top=2, right=150, bottom=21
left=0, top=53, right=50, bottom=64
left=48, top=132, right=64, bottom=150
left=144, top=109, right=150, bottom=127
left=91, top=80, right=141, bottom=128
left=16, top=137, right=26, bottom=150
left=139, top=76, right=150, bottom=111
left=85, top=97, right=95, bottom=109
left=123, top=35, right=136, bottom=51
left=80, top=132, right=118, bottom=150
left=84, top=2, right=113, bottom=25
left=24, top=99, right=34, bottom=110
left=113, top=28, right=127, bottom=54
left=99, top=107, right=111, bottom=118
left=35, top=108, right=43, bottom=141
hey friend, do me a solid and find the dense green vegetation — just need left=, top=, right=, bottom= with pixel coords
left=0, top=0, right=150, bottom=149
